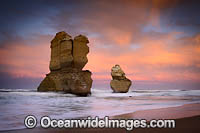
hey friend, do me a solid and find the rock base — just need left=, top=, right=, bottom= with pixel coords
left=38, top=70, right=92, bottom=96
left=110, top=79, right=132, bottom=93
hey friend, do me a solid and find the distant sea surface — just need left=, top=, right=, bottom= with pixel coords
left=0, top=88, right=200, bottom=131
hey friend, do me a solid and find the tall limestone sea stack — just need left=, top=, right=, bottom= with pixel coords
left=110, top=64, right=132, bottom=93
left=38, top=31, right=92, bottom=96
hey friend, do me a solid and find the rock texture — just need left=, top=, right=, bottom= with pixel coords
left=73, top=35, right=89, bottom=70
left=50, top=32, right=73, bottom=71
left=110, top=64, right=132, bottom=93
left=38, top=31, right=92, bottom=96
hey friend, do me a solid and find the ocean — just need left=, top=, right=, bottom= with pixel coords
left=0, top=89, right=200, bottom=131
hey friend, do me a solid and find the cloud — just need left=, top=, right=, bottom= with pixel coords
left=0, top=34, right=52, bottom=78
left=0, top=0, right=200, bottom=89
left=85, top=32, right=200, bottom=83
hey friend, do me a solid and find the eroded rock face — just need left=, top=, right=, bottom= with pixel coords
left=110, top=64, right=132, bottom=93
left=73, top=35, right=89, bottom=70
left=50, top=32, right=73, bottom=71
left=38, top=31, right=92, bottom=96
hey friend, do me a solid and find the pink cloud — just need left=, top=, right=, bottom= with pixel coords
left=0, top=37, right=50, bottom=78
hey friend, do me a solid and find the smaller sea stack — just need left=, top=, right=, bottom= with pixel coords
left=110, top=64, right=132, bottom=93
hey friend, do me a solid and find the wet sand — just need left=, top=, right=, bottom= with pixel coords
left=1, top=103, right=200, bottom=133
left=112, top=103, right=200, bottom=120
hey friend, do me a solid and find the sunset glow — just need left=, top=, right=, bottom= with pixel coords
left=0, top=0, right=199, bottom=89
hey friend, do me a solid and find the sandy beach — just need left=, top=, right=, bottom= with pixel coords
left=112, top=103, right=200, bottom=120
left=1, top=103, right=200, bottom=133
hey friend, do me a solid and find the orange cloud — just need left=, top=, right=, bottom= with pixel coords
left=85, top=32, right=200, bottom=82
left=0, top=41, right=50, bottom=78
left=1, top=31, right=199, bottom=84
left=105, top=28, right=132, bottom=46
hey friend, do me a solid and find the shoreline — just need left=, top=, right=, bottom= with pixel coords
left=111, top=103, right=200, bottom=120
left=1, top=102, right=200, bottom=133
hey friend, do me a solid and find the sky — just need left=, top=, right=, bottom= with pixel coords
left=0, top=0, right=200, bottom=90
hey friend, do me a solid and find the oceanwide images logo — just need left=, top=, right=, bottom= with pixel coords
left=24, top=115, right=175, bottom=130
